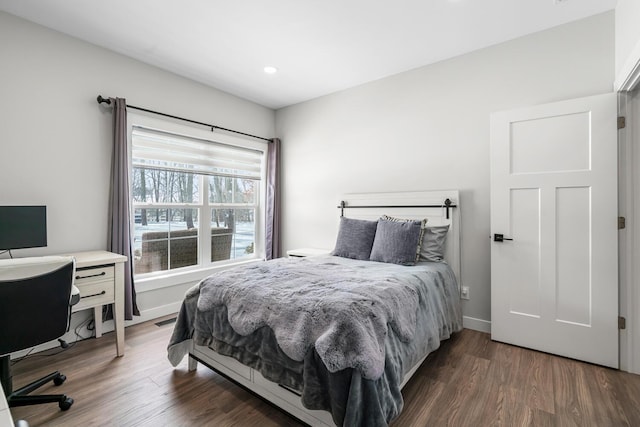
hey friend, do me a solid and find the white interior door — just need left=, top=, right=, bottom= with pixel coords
left=490, top=93, right=619, bottom=368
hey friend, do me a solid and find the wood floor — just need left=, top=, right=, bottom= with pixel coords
left=8, top=316, right=640, bottom=426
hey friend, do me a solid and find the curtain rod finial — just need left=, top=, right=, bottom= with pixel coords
left=97, top=95, right=111, bottom=105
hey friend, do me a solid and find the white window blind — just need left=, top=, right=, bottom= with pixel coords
left=132, top=126, right=263, bottom=180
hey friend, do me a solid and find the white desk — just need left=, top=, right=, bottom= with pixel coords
left=0, top=381, right=13, bottom=427
left=67, top=251, right=127, bottom=357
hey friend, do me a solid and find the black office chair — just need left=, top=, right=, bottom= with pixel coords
left=0, top=256, right=79, bottom=411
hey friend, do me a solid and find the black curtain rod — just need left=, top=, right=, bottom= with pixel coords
left=96, top=95, right=272, bottom=142
left=338, top=198, right=457, bottom=219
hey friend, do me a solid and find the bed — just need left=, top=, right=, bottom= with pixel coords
left=167, top=190, right=463, bottom=426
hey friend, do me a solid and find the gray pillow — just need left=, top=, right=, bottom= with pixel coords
left=420, top=225, right=450, bottom=262
left=369, top=215, right=426, bottom=266
left=331, top=217, right=378, bottom=260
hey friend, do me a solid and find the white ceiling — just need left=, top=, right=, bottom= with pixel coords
left=0, top=0, right=617, bottom=109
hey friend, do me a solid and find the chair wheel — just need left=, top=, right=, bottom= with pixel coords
left=53, top=374, right=66, bottom=386
left=59, top=397, right=73, bottom=411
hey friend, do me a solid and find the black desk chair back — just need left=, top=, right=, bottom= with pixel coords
left=0, top=256, right=77, bottom=411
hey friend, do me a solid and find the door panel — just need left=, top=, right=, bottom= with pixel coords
left=510, top=112, right=590, bottom=174
left=491, top=93, right=618, bottom=368
left=556, top=186, right=591, bottom=326
left=509, top=188, right=540, bottom=318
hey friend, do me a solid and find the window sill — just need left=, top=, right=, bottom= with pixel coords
left=134, top=258, right=264, bottom=293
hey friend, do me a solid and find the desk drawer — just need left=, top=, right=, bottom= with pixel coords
left=74, top=265, right=115, bottom=311
left=75, top=265, right=114, bottom=285
left=74, top=279, right=115, bottom=311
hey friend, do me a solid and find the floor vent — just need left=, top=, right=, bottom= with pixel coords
left=155, top=317, right=177, bottom=327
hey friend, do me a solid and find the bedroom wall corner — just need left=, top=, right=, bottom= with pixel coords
left=274, top=11, right=614, bottom=326
left=615, top=0, right=640, bottom=89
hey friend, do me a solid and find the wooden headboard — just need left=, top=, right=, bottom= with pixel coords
left=338, top=190, right=461, bottom=288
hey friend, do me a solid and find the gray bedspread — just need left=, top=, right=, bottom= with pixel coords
left=168, top=255, right=462, bottom=427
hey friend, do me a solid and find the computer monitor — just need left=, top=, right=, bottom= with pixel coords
left=0, top=206, right=48, bottom=250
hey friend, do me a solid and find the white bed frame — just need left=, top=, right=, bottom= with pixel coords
left=187, top=190, right=461, bottom=427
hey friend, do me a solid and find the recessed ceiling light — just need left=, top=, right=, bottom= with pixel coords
left=264, top=66, right=278, bottom=74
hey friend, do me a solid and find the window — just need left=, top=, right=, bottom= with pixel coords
left=130, top=124, right=265, bottom=276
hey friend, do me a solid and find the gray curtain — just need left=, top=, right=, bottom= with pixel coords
left=265, top=138, right=281, bottom=259
left=107, top=97, right=139, bottom=319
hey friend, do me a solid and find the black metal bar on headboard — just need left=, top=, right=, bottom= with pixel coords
left=338, top=198, right=457, bottom=219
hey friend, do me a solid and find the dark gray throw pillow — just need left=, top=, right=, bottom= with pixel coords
left=369, top=215, right=426, bottom=266
left=331, top=217, right=378, bottom=260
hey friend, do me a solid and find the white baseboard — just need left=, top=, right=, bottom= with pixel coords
left=125, top=301, right=182, bottom=327
left=463, top=316, right=491, bottom=333
left=68, top=301, right=182, bottom=338
left=97, top=301, right=182, bottom=333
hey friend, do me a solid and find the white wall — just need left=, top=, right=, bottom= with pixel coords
left=275, top=12, right=614, bottom=324
left=615, top=0, right=640, bottom=375
left=0, top=12, right=275, bottom=323
left=615, top=0, right=640, bottom=87
left=619, top=88, right=640, bottom=374
left=616, top=12, right=640, bottom=366
left=631, top=89, right=640, bottom=373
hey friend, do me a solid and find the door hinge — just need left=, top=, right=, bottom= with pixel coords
left=619, top=217, right=626, bottom=230
left=618, top=116, right=626, bottom=129
left=619, top=316, right=627, bottom=330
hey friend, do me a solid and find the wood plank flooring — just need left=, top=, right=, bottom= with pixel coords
left=8, top=316, right=640, bottom=426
